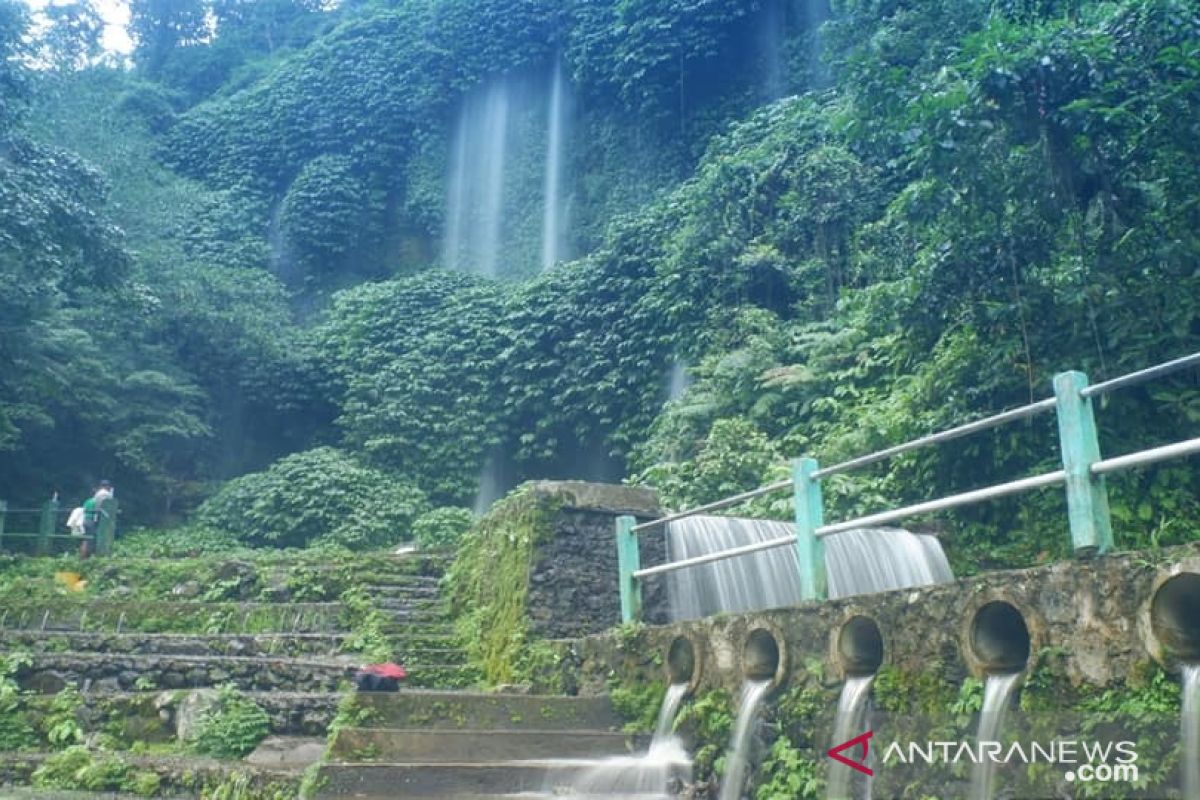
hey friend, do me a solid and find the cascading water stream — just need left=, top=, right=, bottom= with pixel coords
left=826, top=675, right=875, bottom=800
left=655, top=682, right=690, bottom=741
left=666, top=516, right=953, bottom=622
left=544, top=682, right=692, bottom=799
left=719, top=680, right=773, bottom=800
left=1183, top=664, right=1200, bottom=800
left=443, top=78, right=511, bottom=277
left=968, top=672, right=1021, bottom=800
left=666, top=358, right=691, bottom=402
left=541, top=60, right=568, bottom=271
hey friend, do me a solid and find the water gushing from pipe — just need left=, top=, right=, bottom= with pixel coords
left=826, top=675, right=874, bottom=800
left=544, top=683, right=691, bottom=799
left=968, top=672, right=1021, bottom=800
left=719, top=679, right=773, bottom=800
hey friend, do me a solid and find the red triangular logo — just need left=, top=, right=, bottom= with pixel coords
left=827, top=730, right=874, bottom=776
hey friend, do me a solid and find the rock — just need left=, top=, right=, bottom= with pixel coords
left=175, top=689, right=219, bottom=742
left=171, top=580, right=202, bottom=597
left=244, top=736, right=327, bottom=768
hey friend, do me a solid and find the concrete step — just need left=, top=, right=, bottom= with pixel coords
left=393, top=648, right=467, bottom=665
left=349, top=691, right=620, bottom=732
left=376, top=600, right=443, bottom=614
left=314, top=760, right=686, bottom=798
left=369, top=582, right=441, bottom=596
left=404, top=664, right=480, bottom=689
left=329, top=727, right=639, bottom=763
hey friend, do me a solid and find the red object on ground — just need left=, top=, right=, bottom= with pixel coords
left=363, top=662, right=407, bottom=680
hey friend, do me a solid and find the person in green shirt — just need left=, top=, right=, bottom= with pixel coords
left=80, top=480, right=113, bottom=559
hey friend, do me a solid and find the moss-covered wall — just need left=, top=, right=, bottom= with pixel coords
left=555, top=543, right=1200, bottom=799
left=447, top=480, right=662, bottom=686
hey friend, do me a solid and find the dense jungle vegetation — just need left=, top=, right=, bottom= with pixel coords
left=2, top=0, right=1198, bottom=572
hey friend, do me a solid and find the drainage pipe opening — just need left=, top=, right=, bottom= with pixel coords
left=1151, top=573, right=1200, bottom=661
left=743, top=627, right=785, bottom=686
left=838, top=616, right=884, bottom=676
left=667, top=635, right=700, bottom=688
left=970, top=601, right=1031, bottom=673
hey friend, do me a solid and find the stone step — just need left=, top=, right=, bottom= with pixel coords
left=16, top=651, right=356, bottom=693
left=404, top=664, right=480, bottom=689
left=0, top=601, right=345, bottom=635
left=0, top=630, right=346, bottom=658
left=367, top=582, right=444, bottom=594
left=392, top=648, right=467, bottom=665
left=315, top=760, right=686, bottom=798
left=374, top=604, right=446, bottom=618
left=329, top=727, right=639, bottom=763
left=22, top=689, right=343, bottom=738
left=348, top=691, right=620, bottom=732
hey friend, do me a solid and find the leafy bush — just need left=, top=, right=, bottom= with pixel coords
left=279, top=154, right=382, bottom=277
left=197, top=447, right=428, bottom=549
left=115, top=525, right=245, bottom=558
left=0, top=652, right=35, bottom=751
left=31, top=745, right=142, bottom=792
left=189, top=685, right=270, bottom=759
left=412, top=507, right=474, bottom=550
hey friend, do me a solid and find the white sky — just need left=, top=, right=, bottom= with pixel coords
left=23, top=0, right=134, bottom=55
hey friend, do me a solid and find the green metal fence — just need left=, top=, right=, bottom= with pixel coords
left=0, top=495, right=119, bottom=557
left=616, top=352, right=1200, bottom=623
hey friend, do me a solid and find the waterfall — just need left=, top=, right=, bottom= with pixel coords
left=544, top=683, right=692, bottom=799
left=968, top=672, right=1021, bottom=800
left=761, top=0, right=785, bottom=100
left=1184, top=664, right=1200, bottom=800
left=719, top=680, right=773, bottom=800
left=665, top=516, right=953, bottom=622
left=826, top=676, right=874, bottom=800
left=666, top=358, right=692, bottom=402
left=443, top=78, right=511, bottom=277
left=799, top=0, right=831, bottom=87
left=541, top=60, right=568, bottom=271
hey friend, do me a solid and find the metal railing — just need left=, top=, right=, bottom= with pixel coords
left=0, top=495, right=118, bottom=557
left=614, top=355, right=1200, bottom=623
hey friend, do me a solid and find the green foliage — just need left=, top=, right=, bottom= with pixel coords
left=279, top=154, right=383, bottom=281
left=196, top=447, right=428, bottom=549
left=445, top=486, right=557, bottom=685
left=755, top=736, right=823, bottom=800
left=188, top=684, right=271, bottom=759
left=0, top=652, right=36, bottom=751
left=609, top=680, right=666, bottom=734
left=674, top=688, right=734, bottom=780
left=412, top=507, right=475, bottom=551
left=339, top=586, right=393, bottom=664
left=30, top=745, right=154, bottom=793
left=41, top=686, right=85, bottom=749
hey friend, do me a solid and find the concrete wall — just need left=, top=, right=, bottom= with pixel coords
left=522, top=481, right=668, bottom=638
left=564, top=543, right=1200, bottom=695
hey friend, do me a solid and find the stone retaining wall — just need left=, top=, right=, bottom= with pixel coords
left=560, top=543, right=1200, bottom=695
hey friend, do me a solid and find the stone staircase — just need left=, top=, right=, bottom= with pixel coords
left=366, top=566, right=479, bottom=689
left=315, top=691, right=639, bottom=799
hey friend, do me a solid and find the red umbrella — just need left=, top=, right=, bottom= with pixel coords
left=363, top=662, right=407, bottom=680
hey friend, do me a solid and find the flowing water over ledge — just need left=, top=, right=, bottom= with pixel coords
left=666, top=516, right=953, bottom=621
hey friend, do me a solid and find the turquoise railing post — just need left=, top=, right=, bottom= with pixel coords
left=793, top=457, right=827, bottom=601
left=1053, top=371, right=1114, bottom=555
left=615, top=515, right=642, bottom=623
left=96, top=496, right=118, bottom=557
left=0, top=499, right=6, bottom=551
left=37, top=496, right=58, bottom=556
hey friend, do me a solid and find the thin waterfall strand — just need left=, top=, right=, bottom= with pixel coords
left=541, top=60, right=567, bottom=271
left=969, top=672, right=1021, bottom=800
left=655, top=682, right=689, bottom=741
left=666, top=516, right=953, bottom=622
left=1183, top=664, right=1200, bottom=800
left=827, top=675, right=875, bottom=800
left=719, top=680, right=773, bottom=800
